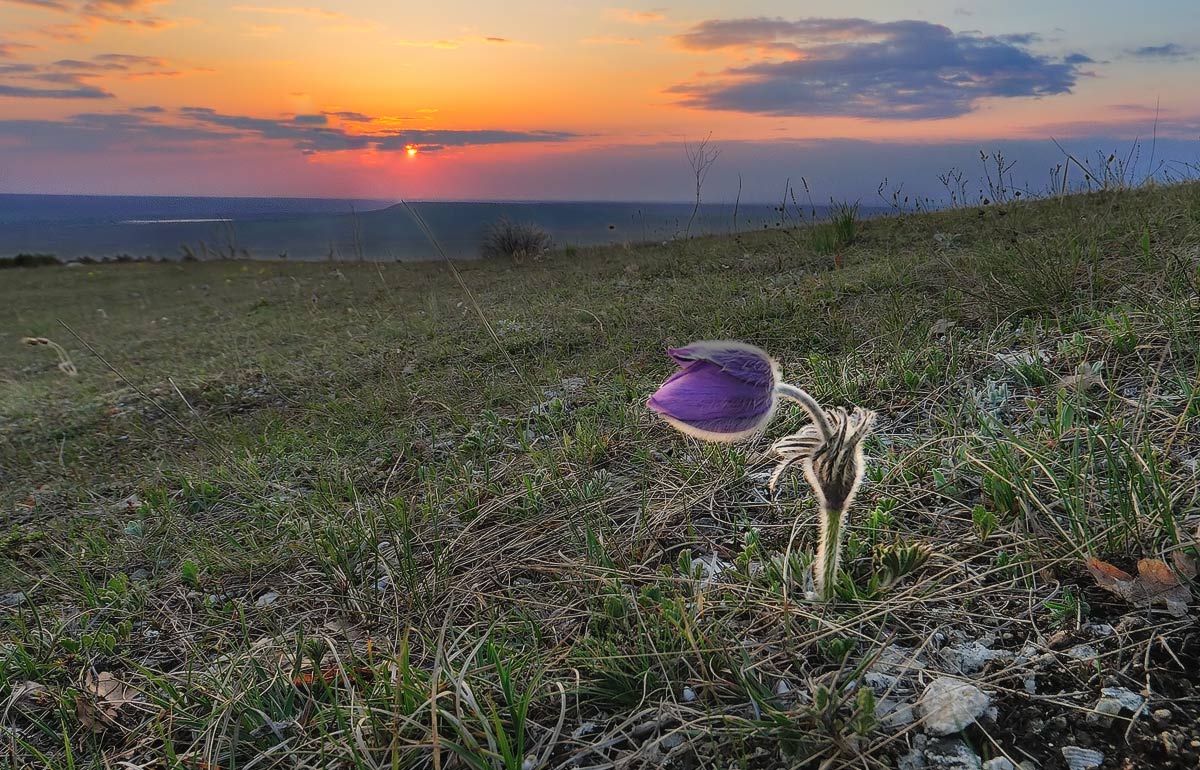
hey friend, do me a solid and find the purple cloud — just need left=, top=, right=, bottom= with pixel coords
left=669, top=17, right=1088, bottom=119
left=1127, top=43, right=1195, bottom=60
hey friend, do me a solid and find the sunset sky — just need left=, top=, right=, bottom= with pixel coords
left=1, top=0, right=1197, bottom=201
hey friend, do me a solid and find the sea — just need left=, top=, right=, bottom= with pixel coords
left=0, top=194, right=876, bottom=262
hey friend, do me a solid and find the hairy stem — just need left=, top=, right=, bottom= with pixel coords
left=813, top=506, right=846, bottom=601
left=776, top=383, right=833, bottom=441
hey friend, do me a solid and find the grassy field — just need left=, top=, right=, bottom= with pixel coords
left=2, top=183, right=1199, bottom=769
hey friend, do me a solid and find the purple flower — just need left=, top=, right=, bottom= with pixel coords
left=647, top=340, right=780, bottom=442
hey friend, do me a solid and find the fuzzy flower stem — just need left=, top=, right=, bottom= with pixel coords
left=813, top=507, right=846, bottom=601
left=775, top=383, right=833, bottom=442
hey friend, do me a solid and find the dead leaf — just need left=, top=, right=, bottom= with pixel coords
left=1086, top=557, right=1192, bottom=617
left=929, top=318, right=957, bottom=337
left=1057, top=372, right=1104, bottom=392
left=8, top=681, right=53, bottom=715
left=76, top=670, right=140, bottom=733
left=1173, top=550, right=1197, bottom=580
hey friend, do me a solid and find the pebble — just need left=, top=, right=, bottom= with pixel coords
left=924, top=738, right=983, bottom=770
left=660, top=732, right=685, bottom=750
left=982, top=759, right=1015, bottom=770
left=864, top=671, right=899, bottom=694
left=1089, top=686, right=1145, bottom=725
left=1065, top=644, right=1099, bottom=662
left=938, top=641, right=1009, bottom=675
left=1152, top=708, right=1171, bottom=724
left=876, top=697, right=916, bottom=727
left=1081, top=622, right=1115, bottom=637
left=921, top=678, right=991, bottom=736
left=898, top=747, right=926, bottom=770
left=255, top=591, right=280, bottom=608
left=1061, top=746, right=1103, bottom=770
left=681, top=686, right=696, bottom=703
left=875, top=644, right=928, bottom=677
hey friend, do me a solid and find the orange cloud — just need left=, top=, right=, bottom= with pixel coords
left=394, top=35, right=535, bottom=50
left=583, top=36, right=642, bottom=45
left=7, top=0, right=177, bottom=41
left=606, top=8, right=666, bottom=24
left=231, top=5, right=381, bottom=30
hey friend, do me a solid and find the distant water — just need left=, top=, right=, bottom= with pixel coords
left=0, top=194, right=875, bottom=262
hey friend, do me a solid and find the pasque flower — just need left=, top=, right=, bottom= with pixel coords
left=646, top=341, right=782, bottom=442
left=648, top=339, right=874, bottom=601
left=771, top=407, right=875, bottom=600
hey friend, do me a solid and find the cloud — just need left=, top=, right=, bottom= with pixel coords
left=583, top=36, right=642, bottom=45
left=232, top=4, right=344, bottom=20
left=396, top=38, right=460, bottom=49
left=81, top=0, right=172, bottom=28
left=1127, top=43, right=1195, bottom=60
left=0, top=41, right=37, bottom=57
left=0, top=52, right=196, bottom=97
left=4, top=0, right=176, bottom=40
left=372, top=129, right=577, bottom=152
left=323, top=110, right=373, bottom=121
left=180, top=107, right=577, bottom=154
left=668, top=17, right=1088, bottom=119
left=52, top=53, right=168, bottom=71
left=1, top=61, right=110, bottom=98
left=0, top=111, right=233, bottom=151
left=395, top=35, right=533, bottom=49
left=0, top=81, right=111, bottom=97
left=607, top=8, right=665, bottom=24
left=1, top=0, right=71, bottom=9
left=231, top=4, right=381, bottom=30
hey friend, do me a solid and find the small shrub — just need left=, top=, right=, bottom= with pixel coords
left=481, top=218, right=551, bottom=263
left=0, top=253, right=59, bottom=269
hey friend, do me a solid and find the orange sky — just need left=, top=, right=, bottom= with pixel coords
left=1, top=1, right=1197, bottom=198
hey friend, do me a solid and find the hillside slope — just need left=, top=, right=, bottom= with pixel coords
left=2, top=184, right=1199, bottom=769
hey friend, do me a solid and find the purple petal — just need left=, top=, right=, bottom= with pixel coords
left=668, top=340, right=778, bottom=391
left=648, top=359, right=777, bottom=441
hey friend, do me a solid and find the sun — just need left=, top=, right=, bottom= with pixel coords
left=405, top=145, right=418, bottom=157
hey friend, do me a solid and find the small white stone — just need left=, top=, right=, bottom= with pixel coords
left=255, top=591, right=279, bottom=607
left=681, top=686, right=697, bottom=703
left=982, top=759, right=1015, bottom=770
left=920, top=678, right=990, bottom=736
